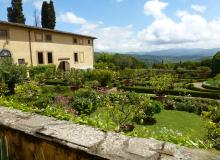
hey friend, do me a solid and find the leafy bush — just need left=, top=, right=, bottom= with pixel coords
left=103, top=92, right=145, bottom=131
left=103, top=92, right=162, bottom=131
left=149, top=74, right=175, bottom=94
left=29, top=65, right=56, bottom=80
left=94, top=62, right=116, bottom=70
left=86, top=69, right=115, bottom=87
left=206, top=121, right=220, bottom=150
left=134, top=100, right=163, bottom=124
left=69, top=88, right=102, bottom=115
left=144, top=101, right=163, bottom=121
left=64, top=69, right=86, bottom=86
left=0, top=83, right=8, bottom=95
left=163, top=97, right=217, bottom=115
left=15, top=81, right=53, bottom=108
left=0, top=58, right=27, bottom=94
left=128, top=127, right=211, bottom=149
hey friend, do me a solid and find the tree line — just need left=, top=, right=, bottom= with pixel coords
left=7, top=0, right=56, bottom=29
left=95, top=53, right=147, bottom=70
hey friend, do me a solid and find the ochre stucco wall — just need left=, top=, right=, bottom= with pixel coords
left=0, top=127, right=106, bottom=160
left=0, top=24, right=94, bottom=69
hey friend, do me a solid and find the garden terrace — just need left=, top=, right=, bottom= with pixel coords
left=0, top=106, right=220, bottom=160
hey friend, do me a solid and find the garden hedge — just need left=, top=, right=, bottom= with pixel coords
left=202, top=83, right=219, bottom=91
left=29, top=65, right=56, bottom=78
left=119, top=86, right=220, bottom=99
left=45, top=79, right=68, bottom=86
left=188, top=84, right=220, bottom=93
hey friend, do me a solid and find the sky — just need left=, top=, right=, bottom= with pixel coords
left=0, top=0, right=220, bottom=52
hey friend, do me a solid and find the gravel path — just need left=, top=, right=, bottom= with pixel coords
left=193, top=82, right=204, bottom=90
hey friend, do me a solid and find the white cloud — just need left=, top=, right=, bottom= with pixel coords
left=80, top=25, right=140, bottom=52
left=176, top=10, right=189, bottom=17
left=57, top=1, right=220, bottom=52
left=144, top=0, right=168, bottom=19
left=57, top=12, right=87, bottom=25
left=138, top=2, right=220, bottom=51
left=191, top=5, right=207, bottom=13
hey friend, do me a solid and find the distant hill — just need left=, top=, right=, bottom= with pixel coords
left=96, top=48, right=220, bottom=67
left=130, top=48, right=220, bottom=57
left=130, top=48, right=220, bottom=67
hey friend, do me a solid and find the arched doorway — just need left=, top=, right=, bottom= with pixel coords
left=58, top=61, right=70, bottom=72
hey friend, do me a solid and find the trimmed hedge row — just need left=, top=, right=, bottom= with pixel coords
left=119, top=86, right=220, bottom=99
left=45, top=79, right=68, bottom=86
left=29, top=65, right=56, bottom=78
left=188, top=84, right=220, bottom=93
left=202, top=83, right=219, bottom=91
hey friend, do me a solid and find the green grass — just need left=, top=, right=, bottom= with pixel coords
left=133, top=110, right=207, bottom=139
left=92, top=108, right=209, bottom=148
left=127, top=110, right=209, bottom=148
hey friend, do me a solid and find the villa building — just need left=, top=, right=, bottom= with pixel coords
left=0, top=21, right=96, bottom=71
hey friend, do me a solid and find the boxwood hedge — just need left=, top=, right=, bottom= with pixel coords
left=119, top=86, right=220, bottom=99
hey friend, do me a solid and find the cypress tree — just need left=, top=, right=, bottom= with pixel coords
left=7, top=0, right=26, bottom=24
left=41, top=0, right=56, bottom=29
left=212, top=51, right=220, bottom=76
left=41, top=1, right=48, bottom=28
left=49, top=0, right=56, bottom=29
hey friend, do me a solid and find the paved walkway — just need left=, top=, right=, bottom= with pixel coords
left=193, top=82, right=204, bottom=90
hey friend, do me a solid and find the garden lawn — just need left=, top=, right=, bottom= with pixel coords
left=127, top=110, right=208, bottom=148
left=92, top=107, right=208, bottom=148
left=132, top=110, right=207, bottom=139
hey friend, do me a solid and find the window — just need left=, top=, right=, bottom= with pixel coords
left=88, top=39, right=91, bottom=45
left=35, top=32, right=43, bottom=41
left=37, top=52, right=44, bottom=64
left=45, top=34, right=52, bottom=42
left=73, top=38, right=78, bottom=44
left=47, top=52, right=53, bottom=64
left=18, top=59, right=25, bottom=65
left=0, top=29, right=7, bottom=38
left=80, top=52, right=84, bottom=63
left=0, top=49, right=11, bottom=57
left=79, top=39, right=83, bottom=45
left=74, top=53, right=78, bottom=63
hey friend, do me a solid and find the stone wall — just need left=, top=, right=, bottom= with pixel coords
left=0, top=106, right=219, bottom=160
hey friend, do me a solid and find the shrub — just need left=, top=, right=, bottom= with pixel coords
left=0, top=58, right=27, bottom=94
left=29, top=65, right=56, bottom=80
left=0, top=83, right=8, bottom=95
left=15, top=81, right=53, bottom=108
left=69, top=89, right=102, bottom=115
left=207, top=121, right=220, bottom=150
left=103, top=92, right=162, bottom=131
left=163, top=97, right=211, bottom=115
left=87, top=69, right=115, bottom=87
left=135, top=100, right=163, bottom=124
left=144, top=101, right=163, bottom=120
left=209, top=108, right=220, bottom=123
left=149, top=74, right=175, bottom=94
left=64, top=69, right=86, bottom=86
left=84, top=80, right=100, bottom=88
left=104, top=92, right=143, bottom=132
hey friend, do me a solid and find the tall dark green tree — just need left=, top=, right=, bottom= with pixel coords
left=212, top=51, right=220, bottom=76
left=7, top=0, right=26, bottom=24
left=41, top=0, right=56, bottom=29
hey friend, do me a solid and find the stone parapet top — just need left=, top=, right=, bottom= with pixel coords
left=0, top=106, right=219, bottom=160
